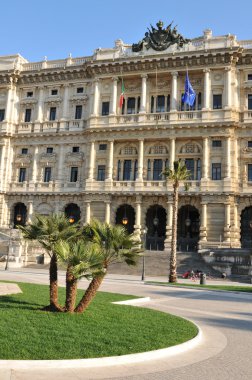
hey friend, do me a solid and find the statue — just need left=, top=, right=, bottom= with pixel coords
left=132, top=20, right=190, bottom=52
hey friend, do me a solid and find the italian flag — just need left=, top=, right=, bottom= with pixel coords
left=119, top=79, right=125, bottom=108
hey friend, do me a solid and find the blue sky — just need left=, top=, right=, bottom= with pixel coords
left=2, top=0, right=251, bottom=62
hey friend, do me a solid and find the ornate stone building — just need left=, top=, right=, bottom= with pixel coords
left=1, top=23, right=252, bottom=264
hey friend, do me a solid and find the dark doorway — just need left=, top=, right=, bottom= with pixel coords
left=14, top=203, right=27, bottom=227
left=146, top=205, right=166, bottom=251
left=177, top=205, right=200, bottom=251
left=115, top=204, right=135, bottom=234
left=65, top=203, right=81, bottom=224
left=241, top=207, right=252, bottom=248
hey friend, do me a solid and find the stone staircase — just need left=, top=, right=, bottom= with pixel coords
left=108, top=250, right=221, bottom=277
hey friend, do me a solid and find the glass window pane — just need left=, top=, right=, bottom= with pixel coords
left=248, top=94, right=252, bottom=110
left=75, top=105, right=82, bottom=119
left=213, top=94, right=222, bottom=109
left=70, top=167, right=78, bottom=182
left=102, top=102, right=109, bottom=116
left=19, top=168, right=26, bottom=182
left=156, top=96, right=165, bottom=112
left=153, top=159, right=163, bottom=180
left=185, top=159, right=194, bottom=180
left=0, top=109, right=5, bottom=122
left=127, top=98, right=135, bottom=114
left=44, top=167, right=52, bottom=182
left=97, top=165, right=105, bottom=181
left=123, top=160, right=132, bottom=180
left=212, top=163, right=221, bottom=180
left=248, top=164, right=252, bottom=181
left=49, top=107, right=56, bottom=121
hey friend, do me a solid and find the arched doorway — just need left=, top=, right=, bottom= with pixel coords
left=240, top=207, right=252, bottom=248
left=115, top=204, right=135, bottom=234
left=14, top=203, right=27, bottom=227
left=146, top=205, right=166, bottom=251
left=65, top=203, right=81, bottom=224
left=177, top=205, right=200, bottom=251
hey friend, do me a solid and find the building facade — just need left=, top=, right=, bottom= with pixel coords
left=1, top=24, right=252, bottom=260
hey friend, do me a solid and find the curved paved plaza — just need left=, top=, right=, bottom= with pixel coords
left=0, top=269, right=251, bottom=380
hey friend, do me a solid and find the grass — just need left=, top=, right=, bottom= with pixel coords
left=146, top=281, right=252, bottom=293
left=0, top=282, right=197, bottom=360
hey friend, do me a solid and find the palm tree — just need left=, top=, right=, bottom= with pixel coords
left=163, top=160, right=191, bottom=283
left=54, top=240, right=104, bottom=313
left=18, top=214, right=81, bottom=311
left=74, top=220, right=141, bottom=313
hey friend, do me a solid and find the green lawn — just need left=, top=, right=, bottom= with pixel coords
left=0, top=282, right=197, bottom=360
left=146, top=281, right=252, bottom=293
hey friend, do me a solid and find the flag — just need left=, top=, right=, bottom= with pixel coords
left=119, top=79, right=125, bottom=108
left=182, top=72, right=196, bottom=107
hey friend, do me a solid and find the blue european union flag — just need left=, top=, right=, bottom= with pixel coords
left=182, top=72, right=196, bottom=107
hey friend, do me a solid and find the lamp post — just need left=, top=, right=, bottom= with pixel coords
left=141, top=228, right=147, bottom=281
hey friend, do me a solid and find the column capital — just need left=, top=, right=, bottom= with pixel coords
left=171, top=71, right=178, bottom=77
left=112, top=76, right=118, bottom=82
left=224, top=66, right=232, bottom=72
left=141, top=74, right=148, bottom=79
left=203, top=68, right=211, bottom=73
left=135, top=195, right=142, bottom=204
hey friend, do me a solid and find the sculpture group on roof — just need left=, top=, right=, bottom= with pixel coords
left=132, top=20, right=190, bottom=52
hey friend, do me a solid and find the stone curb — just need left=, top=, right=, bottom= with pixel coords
left=0, top=297, right=202, bottom=370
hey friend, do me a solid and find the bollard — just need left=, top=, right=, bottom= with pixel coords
left=200, top=273, right=206, bottom=285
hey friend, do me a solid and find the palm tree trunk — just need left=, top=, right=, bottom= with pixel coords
left=169, top=183, right=178, bottom=283
left=43, top=253, right=62, bottom=312
left=65, top=264, right=77, bottom=313
left=75, top=275, right=105, bottom=314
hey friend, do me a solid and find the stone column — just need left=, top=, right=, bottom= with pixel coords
left=225, top=67, right=232, bottom=108
left=57, top=144, right=65, bottom=183
left=105, top=202, right=111, bottom=224
left=27, top=200, right=33, bottom=223
left=137, top=139, right=144, bottom=181
left=169, top=138, right=176, bottom=169
left=225, top=137, right=231, bottom=178
left=88, top=141, right=95, bottom=180
left=110, top=77, right=118, bottom=115
left=92, top=79, right=100, bottom=116
left=85, top=202, right=91, bottom=223
left=36, top=87, right=44, bottom=123
left=5, top=85, right=13, bottom=122
left=203, top=69, right=211, bottom=109
left=200, top=203, right=207, bottom=242
left=32, top=146, right=39, bottom=183
left=0, top=144, right=6, bottom=190
left=202, top=137, right=209, bottom=179
left=171, top=72, right=178, bottom=111
left=140, top=74, right=148, bottom=113
left=61, top=85, right=69, bottom=120
left=134, top=197, right=142, bottom=239
left=224, top=203, right=231, bottom=243
left=106, top=141, right=114, bottom=180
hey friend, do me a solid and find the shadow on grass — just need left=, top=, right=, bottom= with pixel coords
left=0, top=296, right=44, bottom=310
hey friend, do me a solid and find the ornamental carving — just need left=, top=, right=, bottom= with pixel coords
left=65, top=151, right=84, bottom=163
left=14, top=153, right=32, bottom=165
left=44, top=96, right=62, bottom=105
left=70, top=94, right=88, bottom=104
left=40, top=152, right=57, bottom=163
left=132, top=20, right=190, bottom=52
left=20, top=98, right=38, bottom=105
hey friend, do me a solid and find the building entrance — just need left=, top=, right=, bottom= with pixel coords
left=145, top=205, right=166, bottom=251
left=177, top=205, right=200, bottom=251
left=241, top=207, right=252, bottom=248
left=115, top=204, right=135, bottom=234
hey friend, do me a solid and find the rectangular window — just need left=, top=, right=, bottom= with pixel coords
left=137, top=97, right=140, bottom=113
left=46, top=147, right=53, bottom=154
left=123, top=160, right=132, bottom=181
left=134, top=160, right=138, bottom=181
left=248, top=74, right=252, bottom=81
left=75, top=105, right=82, bottom=119
left=19, top=168, right=26, bottom=182
left=248, top=94, right=252, bottom=110
left=147, top=159, right=151, bottom=180
left=212, top=140, right=222, bottom=147
left=117, top=160, right=121, bottom=180
left=156, top=95, right=165, bottom=113
left=27, top=91, right=33, bottom=97
left=70, top=167, right=78, bottom=182
left=127, top=97, right=136, bottom=114
left=97, top=165, right=106, bottom=181
left=24, top=108, right=31, bottom=122
left=49, top=107, right=56, bottom=121
left=77, top=87, right=83, bottom=93
left=151, top=96, right=154, bottom=113
left=248, top=141, right=252, bottom=148
left=196, top=159, right=201, bottom=180
left=51, top=89, right=58, bottom=95
left=72, top=146, right=79, bottom=153
left=21, top=148, right=28, bottom=155
left=212, top=163, right=221, bottom=180
left=185, top=159, right=195, bottom=180
left=153, top=159, right=163, bottom=180
left=102, top=101, right=109, bottom=116
left=0, top=109, right=5, bottom=122
left=213, top=94, right=222, bottom=109
left=44, top=167, right=52, bottom=182
left=167, top=94, right=171, bottom=112
left=248, top=164, right=252, bottom=181
left=99, top=144, right=107, bottom=151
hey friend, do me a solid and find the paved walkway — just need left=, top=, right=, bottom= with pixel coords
left=0, top=268, right=252, bottom=380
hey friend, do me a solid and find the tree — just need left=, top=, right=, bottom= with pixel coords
left=163, top=160, right=191, bottom=283
left=54, top=240, right=104, bottom=313
left=19, top=214, right=81, bottom=311
left=74, top=220, right=141, bottom=313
